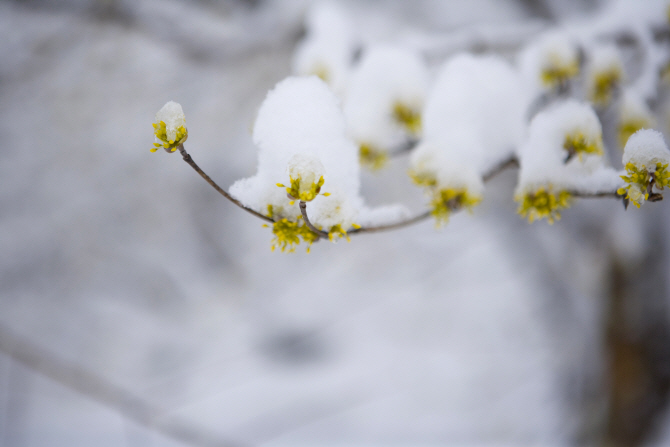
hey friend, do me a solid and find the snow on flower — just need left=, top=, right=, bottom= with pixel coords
left=409, top=53, right=526, bottom=225
left=518, top=31, right=580, bottom=93
left=343, top=45, right=429, bottom=170
left=230, top=75, right=408, bottom=252
left=585, top=44, right=624, bottom=107
left=151, top=101, right=187, bottom=153
left=618, top=129, right=670, bottom=208
left=279, top=154, right=327, bottom=203
left=516, top=99, right=621, bottom=223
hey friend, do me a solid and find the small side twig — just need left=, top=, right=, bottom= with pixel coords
left=568, top=190, right=622, bottom=199
left=298, top=201, right=329, bottom=239
left=482, top=155, right=519, bottom=182
left=349, top=210, right=431, bottom=234
left=178, top=145, right=273, bottom=223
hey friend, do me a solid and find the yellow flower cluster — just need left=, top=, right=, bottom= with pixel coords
left=265, top=206, right=320, bottom=253
left=277, top=176, right=327, bottom=203
left=151, top=121, right=188, bottom=153
left=540, top=55, right=579, bottom=89
left=268, top=217, right=320, bottom=253
left=359, top=143, right=388, bottom=171
left=563, top=130, right=603, bottom=161
left=264, top=205, right=359, bottom=252
left=617, top=162, right=670, bottom=208
left=429, top=188, right=482, bottom=227
left=392, top=102, right=422, bottom=136
left=407, top=168, right=437, bottom=188
left=589, top=67, right=622, bottom=106
left=516, top=187, right=572, bottom=224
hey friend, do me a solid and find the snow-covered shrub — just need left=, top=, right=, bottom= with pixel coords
left=151, top=0, right=670, bottom=251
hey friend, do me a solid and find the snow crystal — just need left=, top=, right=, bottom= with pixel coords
left=230, top=76, right=409, bottom=230
left=409, top=53, right=527, bottom=191
left=343, top=45, right=429, bottom=153
left=155, top=101, right=186, bottom=142
left=516, top=99, right=621, bottom=194
left=622, top=129, right=670, bottom=168
left=292, top=1, right=356, bottom=95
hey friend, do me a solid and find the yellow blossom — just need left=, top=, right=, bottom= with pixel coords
left=430, top=187, right=482, bottom=227
left=516, top=186, right=572, bottom=224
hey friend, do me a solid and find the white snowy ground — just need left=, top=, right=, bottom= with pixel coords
left=0, top=1, right=666, bottom=446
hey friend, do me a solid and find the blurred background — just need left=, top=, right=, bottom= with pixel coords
left=1, top=0, right=670, bottom=446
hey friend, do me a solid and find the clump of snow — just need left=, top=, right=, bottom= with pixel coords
left=230, top=76, right=408, bottom=230
left=623, top=129, right=670, bottom=168
left=409, top=53, right=527, bottom=193
left=516, top=100, right=621, bottom=194
left=292, top=1, right=356, bottom=95
left=343, top=45, right=429, bottom=153
left=155, top=101, right=186, bottom=142
left=518, top=31, right=580, bottom=93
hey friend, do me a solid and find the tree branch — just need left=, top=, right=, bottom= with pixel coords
left=178, top=145, right=273, bottom=223
left=0, top=324, right=247, bottom=447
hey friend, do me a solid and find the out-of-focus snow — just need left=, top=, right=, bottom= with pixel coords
left=292, top=1, right=356, bottom=95
left=411, top=53, right=527, bottom=181
left=343, top=45, right=429, bottom=152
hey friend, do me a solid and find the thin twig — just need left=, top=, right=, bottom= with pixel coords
left=349, top=210, right=432, bottom=234
left=482, top=155, right=519, bottom=182
left=298, top=201, right=329, bottom=238
left=387, top=137, right=419, bottom=157
left=0, top=324, right=247, bottom=447
left=568, top=190, right=622, bottom=199
left=178, top=145, right=273, bottom=223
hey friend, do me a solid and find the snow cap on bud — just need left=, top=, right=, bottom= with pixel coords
left=586, top=44, right=624, bottom=106
left=151, top=101, right=187, bottom=153
left=283, top=154, right=327, bottom=202
left=618, top=129, right=670, bottom=208
left=622, top=129, right=670, bottom=168
left=519, top=31, right=580, bottom=92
